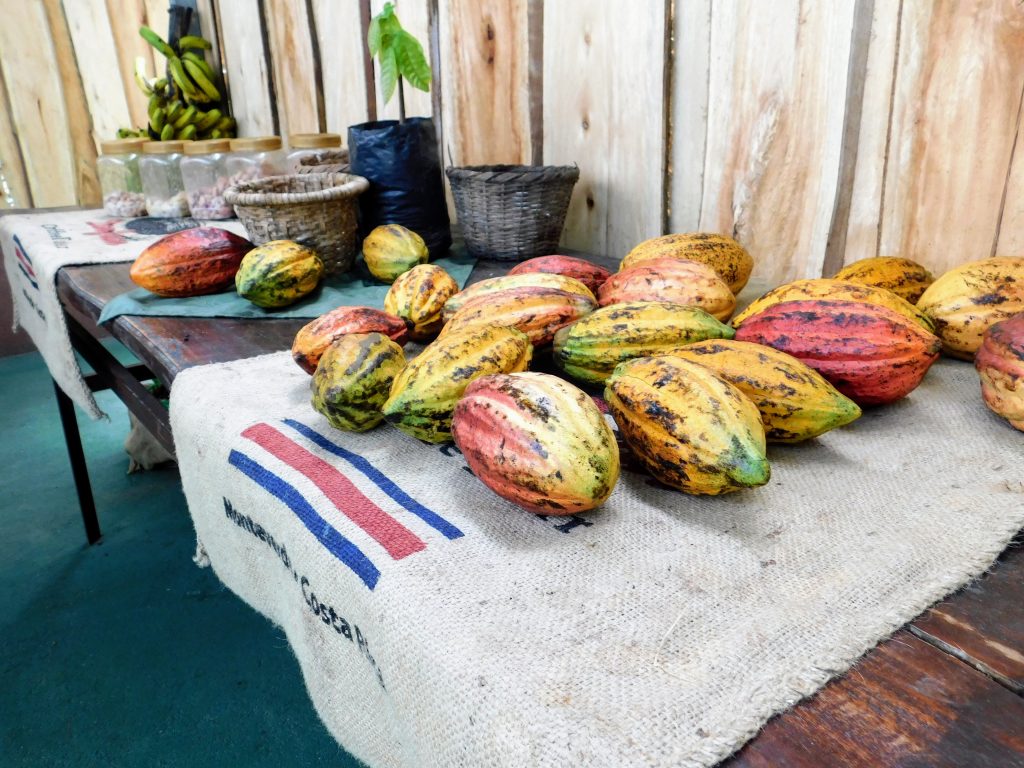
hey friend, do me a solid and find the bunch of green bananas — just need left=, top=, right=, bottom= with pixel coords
left=119, top=26, right=237, bottom=142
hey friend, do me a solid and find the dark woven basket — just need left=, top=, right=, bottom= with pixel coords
left=446, top=164, right=579, bottom=261
left=223, top=172, right=368, bottom=274
left=297, top=149, right=351, bottom=175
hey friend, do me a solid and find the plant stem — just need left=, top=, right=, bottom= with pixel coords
left=398, top=77, right=406, bottom=123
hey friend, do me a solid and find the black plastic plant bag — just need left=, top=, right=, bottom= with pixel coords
left=348, top=118, right=452, bottom=257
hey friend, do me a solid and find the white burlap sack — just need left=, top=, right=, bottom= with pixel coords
left=0, top=210, right=246, bottom=418
left=170, top=352, right=1023, bottom=767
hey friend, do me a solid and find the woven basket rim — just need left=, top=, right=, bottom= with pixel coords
left=223, top=172, right=368, bottom=206
left=445, top=164, right=579, bottom=183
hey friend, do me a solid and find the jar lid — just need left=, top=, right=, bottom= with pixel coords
left=231, top=136, right=282, bottom=152
left=143, top=140, right=187, bottom=154
left=100, top=138, right=147, bottom=155
left=184, top=138, right=232, bottom=155
left=289, top=133, right=341, bottom=149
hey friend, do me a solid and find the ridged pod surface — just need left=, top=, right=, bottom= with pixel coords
left=974, top=313, right=1024, bottom=431
left=605, top=355, right=770, bottom=495
left=507, top=255, right=612, bottom=293
left=292, top=306, right=409, bottom=375
left=669, top=339, right=862, bottom=442
left=384, top=263, right=459, bottom=341
left=552, top=301, right=735, bottom=385
left=620, top=232, right=754, bottom=294
left=732, top=278, right=934, bottom=332
left=833, top=257, right=934, bottom=304
left=382, top=326, right=533, bottom=443
left=235, top=240, right=323, bottom=308
left=916, top=257, right=1024, bottom=359
left=311, top=333, right=407, bottom=432
left=734, top=299, right=942, bottom=406
left=598, top=257, right=736, bottom=321
left=130, top=227, right=254, bottom=297
left=362, top=224, right=429, bottom=283
left=442, top=273, right=596, bottom=321
left=452, top=372, right=620, bottom=515
left=441, top=286, right=595, bottom=346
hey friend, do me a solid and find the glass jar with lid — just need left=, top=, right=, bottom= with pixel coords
left=180, top=139, right=234, bottom=219
left=139, top=140, right=190, bottom=217
left=286, top=133, right=342, bottom=173
left=226, top=136, right=285, bottom=185
left=98, top=138, right=147, bottom=217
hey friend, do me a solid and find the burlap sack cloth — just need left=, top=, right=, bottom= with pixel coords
left=170, top=352, right=1023, bottom=767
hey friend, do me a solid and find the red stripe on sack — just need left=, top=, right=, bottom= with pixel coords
left=15, top=248, right=35, bottom=277
left=242, top=423, right=426, bottom=560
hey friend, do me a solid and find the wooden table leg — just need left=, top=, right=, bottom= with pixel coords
left=52, top=379, right=101, bottom=545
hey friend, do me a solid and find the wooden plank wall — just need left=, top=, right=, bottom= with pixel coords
left=1, top=0, right=1023, bottom=282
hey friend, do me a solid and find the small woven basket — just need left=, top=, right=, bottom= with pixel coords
left=297, top=149, right=350, bottom=175
left=446, top=164, right=580, bottom=261
left=223, top=172, right=368, bottom=274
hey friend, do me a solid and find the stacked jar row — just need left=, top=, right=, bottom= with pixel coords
left=98, top=133, right=342, bottom=219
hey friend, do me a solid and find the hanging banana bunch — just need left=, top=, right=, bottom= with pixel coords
left=117, top=26, right=236, bottom=142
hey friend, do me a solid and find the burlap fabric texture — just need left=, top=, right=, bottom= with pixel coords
left=170, top=351, right=1024, bottom=767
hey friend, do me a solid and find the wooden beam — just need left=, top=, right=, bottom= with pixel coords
left=0, top=57, right=32, bottom=208
left=264, top=0, right=324, bottom=136
left=215, top=0, right=275, bottom=137
left=310, top=0, right=370, bottom=134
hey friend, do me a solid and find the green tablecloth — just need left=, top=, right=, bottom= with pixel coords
left=98, top=251, right=477, bottom=324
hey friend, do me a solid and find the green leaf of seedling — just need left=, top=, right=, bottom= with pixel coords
left=394, top=30, right=431, bottom=92
left=368, top=16, right=382, bottom=56
left=379, top=46, right=399, bottom=105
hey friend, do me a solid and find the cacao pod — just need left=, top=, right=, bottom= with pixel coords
left=442, top=273, right=596, bottom=321
left=452, top=372, right=620, bottom=514
left=382, top=326, right=533, bottom=443
left=833, top=257, right=934, bottom=304
left=441, top=286, right=595, bottom=346
left=669, top=339, right=862, bottom=442
left=508, top=254, right=611, bottom=293
left=916, top=257, right=1024, bottom=359
left=130, top=227, right=254, bottom=297
left=552, top=301, right=735, bottom=385
left=235, top=240, right=323, bottom=308
left=362, top=224, right=429, bottom=283
left=384, top=263, right=459, bottom=341
left=292, top=306, right=409, bottom=375
left=734, top=299, right=942, bottom=406
left=620, top=232, right=753, bottom=294
left=732, top=278, right=934, bottom=332
left=598, top=257, right=736, bottom=321
left=605, top=355, right=770, bottom=495
left=311, top=333, right=407, bottom=432
left=974, top=312, right=1024, bottom=431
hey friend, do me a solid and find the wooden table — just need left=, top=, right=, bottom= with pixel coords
left=55, top=261, right=1024, bottom=767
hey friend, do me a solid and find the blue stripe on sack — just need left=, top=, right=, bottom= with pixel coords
left=17, top=262, right=38, bottom=289
left=228, top=449, right=380, bottom=589
left=282, top=419, right=464, bottom=541
left=13, top=235, right=30, bottom=265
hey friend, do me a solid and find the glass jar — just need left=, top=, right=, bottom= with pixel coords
left=181, top=139, right=234, bottom=219
left=98, top=138, right=147, bottom=217
left=226, top=136, right=285, bottom=186
left=140, top=141, right=190, bottom=217
left=286, top=133, right=342, bottom=173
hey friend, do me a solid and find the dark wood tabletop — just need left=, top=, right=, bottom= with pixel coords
left=55, top=260, right=1024, bottom=767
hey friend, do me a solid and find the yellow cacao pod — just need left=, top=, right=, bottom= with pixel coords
left=235, top=240, right=323, bottom=308
left=442, top=273, right=596, bottom=321
left=362, top=224, right=428, bottom=283
left=311, top=333, right=407, bottom=432
left=598, top=257, right=736, bottom=321
left=917, top=257, right=1024, bottom=360
left=669, top=339, right=862, bottom=442
left=832, top=257, right=934, bottom=304
left=620, top=232, right=753, bottom=294
left=441, top=286, right=595, bottom=346
left=605, top=355, right=770, bottom=495
left=384, top=263, right=459, bottom=341
left=732, top=278, right=934, bottom=332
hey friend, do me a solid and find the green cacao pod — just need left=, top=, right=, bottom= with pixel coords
left=235, top=240, right=323, bottom=308
left=311, top=333, right=407, bottom=432
left=362, top=224, right=429, bottom=283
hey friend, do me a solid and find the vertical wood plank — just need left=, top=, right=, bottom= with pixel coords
left=669, top=0, right=712, bottom=233
left=995, top=102, right=1024, bottom=255
left=144, top=0, right=170, bottom=40
left=0, top=63, right=32, bottom=208
left=697, top=0, right=856, bottom=287
left=215, top=0, right=275, bottom=136
left=105, top=0, right=158, bottom=130
left=63, top=0, right=133, bottom=148
left=263, top=0, right=323, bottom=137
left=195, top=0, right=227, bottom=115
left=0, top=0, right=78, bottom=206
left=878, top=0, right=1024, bottom=274
left=311, top=0, right=370, bottom=134
left=439, top=0, right=530, bottom=167
left=370, top=0, right=433, bottom=120
left=543, top=0, right=669, bottom=258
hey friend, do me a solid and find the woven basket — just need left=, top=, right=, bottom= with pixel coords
left=446, top=164, right=579, bottom=261
left=297, top=149, right=350, bottom=175
left=223, top=172, right=368, bottom=274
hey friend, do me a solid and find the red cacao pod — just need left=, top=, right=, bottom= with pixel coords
left=292, top=306, right=409, bottom=374
left=508, top=255, right=612, bottom=293
left=130, top=227, right=254, bottom=297
left=974, top=312, right=1024, bottom=431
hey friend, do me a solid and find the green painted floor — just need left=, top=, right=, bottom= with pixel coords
left=0, top=350, right=363, bottom=767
